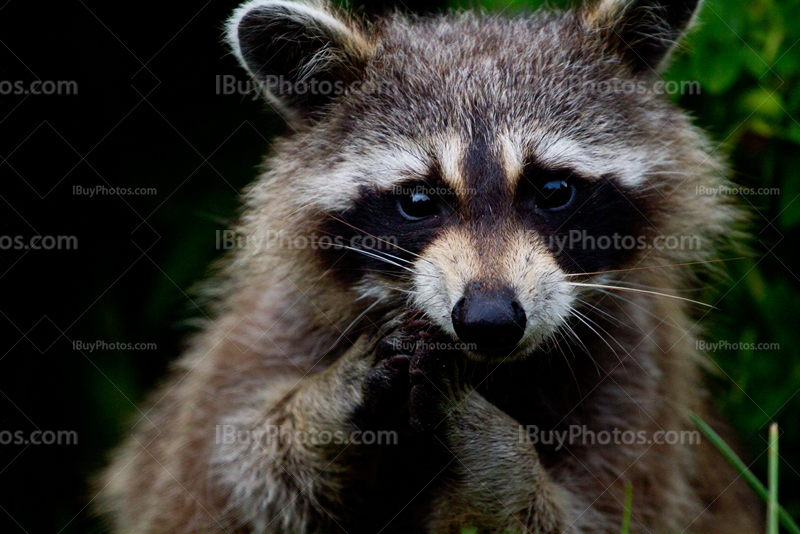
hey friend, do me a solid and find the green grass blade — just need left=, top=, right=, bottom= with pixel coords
left=690, top=412, right=800, bottom=534
left=768, top=423, right=779, bottom=534
left=620, top=481, right=633, bottom=534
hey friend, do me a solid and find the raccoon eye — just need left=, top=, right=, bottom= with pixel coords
left=398, top=192, right=437, bottom=220
left=537, top=179, right=575, bottom=211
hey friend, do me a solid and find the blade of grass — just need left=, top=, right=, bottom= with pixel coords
left=620, top=481, right=633, bottom=534
left=690, top=412, right=800, bottom=534
left=768, top=423, right=779, bottom=534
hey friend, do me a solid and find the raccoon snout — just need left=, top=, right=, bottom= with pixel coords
left=451, top=283, right=527, bottom=354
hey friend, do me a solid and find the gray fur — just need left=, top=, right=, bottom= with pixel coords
left=96, top=1, right=761, bottom=533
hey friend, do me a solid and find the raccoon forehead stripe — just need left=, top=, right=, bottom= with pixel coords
left=500, top=133, right=525, bottom=190
left=300, top=141, right=431, bottom=211
left=532, top=136, right=653, bottom=188
left=437, top=134, right=469, bottom=197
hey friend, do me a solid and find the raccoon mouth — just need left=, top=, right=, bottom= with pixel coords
left=457, top=339, right=537, bottom=363
left=451, top=317, right=528, bottom=357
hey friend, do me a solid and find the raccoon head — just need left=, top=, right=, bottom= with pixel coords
left=227, top=0, right=730, bottom=362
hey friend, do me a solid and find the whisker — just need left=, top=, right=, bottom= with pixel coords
left=339, top=246, right=416, bottom=265
left=596, top=280, right=704, bottom=294
left=552, top=330, right=581, bottom=395
left=369, top=249, right=415, bottom=265
left=566, top=282, right=715, bottom=308
left=324, top=297, right=384, bottom=356
left=574, top=297, right=631, bottom=330
left=571, top=308, right=627, bottom=372
left=563, top=257, right=745, bottom=279
left=575, top=307, right=659, bottom=379
left=337, top=268, right=439, bottom=280
left=355, top=292, right=380, bottom=302
left=383, top=284, right=418, bottom=296
left=560, top=319, right=601, bottom=377
left=335, top=268, right=438, bottom=280
left=338, top=245, right=418, bottom=274
left=558, top=314, right=591, bottom=356
left=324, top=213, right=435, bottom=266
left=594, top=289, right=684, bottom=332
left=640, top=171, right=693, bottom=176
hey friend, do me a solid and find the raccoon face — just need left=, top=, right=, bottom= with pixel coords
left=228, top=0, right=706, bottom=361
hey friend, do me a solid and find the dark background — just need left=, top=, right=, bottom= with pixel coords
left=1, top=0, right=798, bottom=532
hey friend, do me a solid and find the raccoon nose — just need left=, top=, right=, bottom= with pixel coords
left=451, top=285, right=527, bottom=353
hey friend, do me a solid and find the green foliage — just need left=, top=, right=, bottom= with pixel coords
left=620, top=481, right=633, bottom=534
left=692, top=414, right=800, bottom=533
left=769, top=423, right=780, bottom=534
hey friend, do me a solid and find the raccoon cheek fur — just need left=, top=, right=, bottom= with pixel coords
left=95, top=0, right=763, bottom=533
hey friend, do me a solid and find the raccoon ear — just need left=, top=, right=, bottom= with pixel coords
left=583, top=0, right=701, bottom=73
left=226, top=0, right=373, bottom=121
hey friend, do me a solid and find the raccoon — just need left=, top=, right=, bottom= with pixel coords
left=97, top=0, right=763, bottom=532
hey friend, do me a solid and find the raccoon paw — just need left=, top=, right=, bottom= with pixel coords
left=358, top=318, right=463, bottom=433
left=357, top=323, right=419, bottom=427
left=407, top=329, right=465, bottom=433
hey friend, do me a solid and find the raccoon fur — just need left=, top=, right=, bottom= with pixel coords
left=97, top=0, right=763, bottom=532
